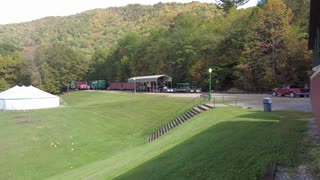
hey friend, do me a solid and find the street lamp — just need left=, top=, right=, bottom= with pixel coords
left=208, top=68, right=212, bottom=101
left=133, top=78, right=136, bottom=94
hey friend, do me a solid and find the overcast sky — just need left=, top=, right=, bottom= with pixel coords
left=0, top=0, right=258, bottom=25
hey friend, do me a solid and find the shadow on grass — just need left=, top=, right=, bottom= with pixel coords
left=235, top=110, right=311, bottom=122
left=115, top=111, right=308, bottom=180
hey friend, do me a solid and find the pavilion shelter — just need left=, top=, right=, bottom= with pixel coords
left=128, top=74, right=172, bottom=92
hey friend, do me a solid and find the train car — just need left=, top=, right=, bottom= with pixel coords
left=91, top=80, right=107, bottom=90
left=87, top=81, right=94, bottom=89
left=98, top=80, right=107, bottom=89
left=109, top=82, right=123, bottom=90
left=122, top=82, right=133, bottom=90
left=70, top=81, right=77, bottom=90
left=76, top=82, right=88, bottom=90
left=108, top=82, right=135, bottom=90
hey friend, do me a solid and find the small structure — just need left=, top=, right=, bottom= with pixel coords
left=0, top=85, right=60, bottom=111
left=128, top=74, right=172, bottom=92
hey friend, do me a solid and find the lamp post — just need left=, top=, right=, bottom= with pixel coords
left=133, top=78, right=136, bottom=94
left=208, top=68, right=212, bottom=101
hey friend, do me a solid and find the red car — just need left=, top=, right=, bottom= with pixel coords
left=272, top=84, right=310, bottom=98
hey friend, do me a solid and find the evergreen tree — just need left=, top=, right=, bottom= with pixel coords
left=216, top=0, right=250, bottom=12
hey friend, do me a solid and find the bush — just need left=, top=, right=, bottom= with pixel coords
left=0, top=79, right=9, bottom=92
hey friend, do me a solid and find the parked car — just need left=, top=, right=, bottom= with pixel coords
left=163, top=86, right=175, bottom=93
left=272, top=84, right=310, bottom=98
left=190, top=86, right=202, bottom=93
left=176, top=83, right=190, bottom=93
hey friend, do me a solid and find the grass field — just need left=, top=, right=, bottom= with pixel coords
left=0, top=91, right=312, bottom=179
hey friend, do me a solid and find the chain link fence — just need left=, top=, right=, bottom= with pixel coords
left=209, top=94, right=312, bottom=112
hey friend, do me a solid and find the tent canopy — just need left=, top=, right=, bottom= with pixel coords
left=0, top=85, right=59, bottom=110
left=0, top=85, right=57, bottom=100
left=128, top=74, right=172, bottom=83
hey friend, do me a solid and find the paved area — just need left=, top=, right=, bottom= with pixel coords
left=101, top=91, right=312, bottom=112
left=214, top=93, right=312, bottom=112
left=146, top=92, right=312, bottom=112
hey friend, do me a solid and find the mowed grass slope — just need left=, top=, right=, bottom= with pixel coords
left=0, top=91, right=192, bottom=179
left=51, top=102, right=311, bottom=179
left=116, top=110, right=310, bottom=180
left=0, top=91, right=312, bottom=179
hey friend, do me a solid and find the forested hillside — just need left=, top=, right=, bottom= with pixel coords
left=0, top=2, right=221, bottom=52
left=0, top=0, right=312, bottom=93
left=88, top=0, right=311, bottom=91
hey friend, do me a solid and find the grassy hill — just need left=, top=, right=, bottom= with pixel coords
left=0, top=2, right=222, bottom=53
left=0, top=91, right=312, bottom=179
left=0, top=91, right=193, bottom=179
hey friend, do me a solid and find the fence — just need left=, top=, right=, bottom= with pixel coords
left=207, top=93, right=312, bottom=112
left=130, top=92, right=311, bottom=143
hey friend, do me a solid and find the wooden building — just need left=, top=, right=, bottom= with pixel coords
left=309, top=0, right=320, bottom=127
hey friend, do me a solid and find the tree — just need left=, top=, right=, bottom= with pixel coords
left=256, top=0, right=293, bottom=82
left=235, top=0, right=310, bottom=91
left=0, top=78, right=9, bottom=92
left=87, top=48, right=110, bottom=80
left=29, top=43, right=90, bottom=93
left=0, top=44, right=27, bottom=88
left=282, top=0, right=310, bottom=30
left=216, top=0, right=250, bottom=12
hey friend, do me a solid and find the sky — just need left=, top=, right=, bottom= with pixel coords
left=0, top=0, right=258, bottom=25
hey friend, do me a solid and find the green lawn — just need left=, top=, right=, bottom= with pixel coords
left=116, top=110, right=310, bottom=180
left=0, top=91, right=312, bottom=179
left=0, top=91, right=192, bottom=179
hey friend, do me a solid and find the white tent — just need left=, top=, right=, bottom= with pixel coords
left=0, top=85, right=59, bottom=110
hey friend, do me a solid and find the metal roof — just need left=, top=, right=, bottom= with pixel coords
left=128, top=74, right=172, bottom=83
